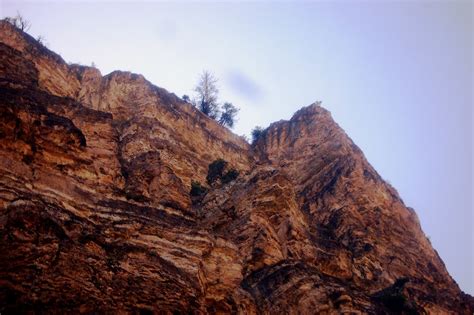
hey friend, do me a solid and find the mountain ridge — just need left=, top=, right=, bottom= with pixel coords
left=0, top=20, right=472, bottom=314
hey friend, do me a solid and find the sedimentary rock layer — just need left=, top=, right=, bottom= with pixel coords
left=0, top=20, right=472, bottom=314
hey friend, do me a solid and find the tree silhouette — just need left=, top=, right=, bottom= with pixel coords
left=182, top=95, right=191, bottom=103
left=251, top=126, right=265, bottom=144
left=219, top=102, right=239, bottom=128
left=192, top=71, right=240, bottom=129
left=194, top=71, right=220, bottom=119
left=5, top=12, right=31, bottom=32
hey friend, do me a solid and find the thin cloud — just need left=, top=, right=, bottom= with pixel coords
left=225, top=70, right=263, bottom=102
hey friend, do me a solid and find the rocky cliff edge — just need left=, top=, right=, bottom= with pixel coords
left=0, top=20, right=472, bottom=314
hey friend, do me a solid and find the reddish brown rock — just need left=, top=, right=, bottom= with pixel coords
left=0, top=20, right=472, bottom=314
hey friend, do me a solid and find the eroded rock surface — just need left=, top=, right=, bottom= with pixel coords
left=0, top=21, right=472, bottom=314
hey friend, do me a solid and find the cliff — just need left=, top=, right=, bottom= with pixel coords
left=0, top=20, right=472, bottom=314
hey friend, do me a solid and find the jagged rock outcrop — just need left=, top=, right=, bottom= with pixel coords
left=0, top=20, right=472, bottom=314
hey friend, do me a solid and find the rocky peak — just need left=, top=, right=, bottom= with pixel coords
left=255, top=103, right=347, bottom=160
left=0, top=20, right=472, bottom=314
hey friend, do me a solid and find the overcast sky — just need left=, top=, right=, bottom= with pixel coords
left=2, top=0, right=472, bottom=294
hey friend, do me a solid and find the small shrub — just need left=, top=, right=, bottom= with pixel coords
left=251, top=126, right=265, bottom=144
left=36, top=35, right=46, bottom=46
left=182, top=95, right=191, bottom=103
left=190, top=180, right=208, bottom=197
left=5, top=12, right=31, bottom=32
left=221, top=168, right=239, bottom=184
left=206, top=159, right=228, bottom=185
left=206, top=159, right=239, bottom=186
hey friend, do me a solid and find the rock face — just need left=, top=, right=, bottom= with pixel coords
left=0, top=21, right=472, bottom=314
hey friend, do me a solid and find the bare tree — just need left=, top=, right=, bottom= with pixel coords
left=5, top=12, right=31, bottom=32
left=192, top=71, right=240, bottom=128
left=36, top=35, right=49, bottom=47
left=194, top=71, right=220, bottom=119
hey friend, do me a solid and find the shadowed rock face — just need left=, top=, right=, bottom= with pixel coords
left=0, top=20, right=472, bottom=314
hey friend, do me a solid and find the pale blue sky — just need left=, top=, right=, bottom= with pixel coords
left=2, top=0, right=472, bottom=294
